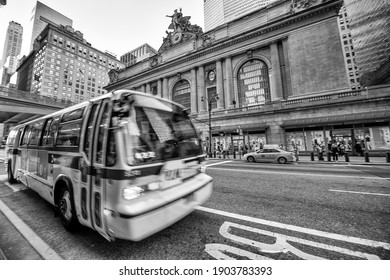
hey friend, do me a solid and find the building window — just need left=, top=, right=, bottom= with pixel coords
left=172, top=80, right=191, bottom=112
left=237, top=59, right=271, bottom=107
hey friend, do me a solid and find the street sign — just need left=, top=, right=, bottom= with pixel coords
left=211, top=126, right=221, bottom=130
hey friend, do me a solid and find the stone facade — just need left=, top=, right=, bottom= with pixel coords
left=106, top=0, right=390, bottom=155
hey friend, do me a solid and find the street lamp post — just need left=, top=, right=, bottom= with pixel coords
left=201, top=94, right=219, bottom=158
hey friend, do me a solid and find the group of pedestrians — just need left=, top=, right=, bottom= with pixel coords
left=315, top=140, right=351, bottom=162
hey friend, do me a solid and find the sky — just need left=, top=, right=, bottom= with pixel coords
left=0, top=0, right=204, bottom=60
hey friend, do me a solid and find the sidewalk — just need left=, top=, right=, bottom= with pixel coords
left=207, top=154, right=390, bottom=166
left=0, top=199, right=43, bottom=260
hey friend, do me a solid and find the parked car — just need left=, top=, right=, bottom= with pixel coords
left=243, top=148, right=296, bottom=164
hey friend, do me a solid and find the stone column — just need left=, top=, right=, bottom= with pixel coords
left=197, top=66, right=206, bottom=112
left=270, top=42, right=283, bottom=101
left=157, top=79, right=162, bottom=97
left=163, top=77, right=169, bottom=99
left=141, top=84, right=146, bottom=93
left=216, top=59, right=224, bottom=109
left=225, top=56, right=233, bottom=108
left=282, top=39, right=293, bottom=98
left=266, top=123, right=285, bottom=146
left=191, top=68, right=197, bottom=113
left=145, top=83, right=151, bottom=94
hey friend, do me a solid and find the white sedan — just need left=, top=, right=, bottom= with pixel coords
left=243, top=148, right=296, bottom=164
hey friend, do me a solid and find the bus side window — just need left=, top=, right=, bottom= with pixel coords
left=28, top=121, right=44, bottom=146
left=95, top=102, right=110, bottom=164
left=20, top=125, right=31, bottom=146
left=41, top=118, right=53, bottom=146
left=56, top=122, right=81, bottom=147
left=106, top=129, right=116, bottom=166
left=6, top=128, right=17, bottom=147
left=84, top=104, right=98, bottom=160
left=46, top=117, right=60, bottom=146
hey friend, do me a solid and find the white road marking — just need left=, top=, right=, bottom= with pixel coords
left=329, top=189, right=390, bottom=197
left=205, top=167, right=390, bottom=180
left=205, top=221, right=379, bottom=260
left=0, top=199, right=62, bottom=260
left=205, top=161, right=232, bottom=167
left=196, top=206, right=390, bottom=250
left=205, top=243, right=272, bottom=260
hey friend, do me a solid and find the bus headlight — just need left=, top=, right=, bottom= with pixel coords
left=123, top=186, right=144, bottom=200
left=123, top=181, right=163, bottom=200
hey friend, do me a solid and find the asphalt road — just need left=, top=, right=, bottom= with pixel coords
left=0, top=160, right=389, bottom=260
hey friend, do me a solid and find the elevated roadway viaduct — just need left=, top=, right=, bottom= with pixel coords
left=0, top=86, right=73, bottom=135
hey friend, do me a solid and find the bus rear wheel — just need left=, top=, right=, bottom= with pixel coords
left=59, top=186, right=79, bottom=231
left=7, top=161, right=17, bottom=184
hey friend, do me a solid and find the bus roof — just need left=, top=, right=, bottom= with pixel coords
left=10, top=89, right=186, bottom=128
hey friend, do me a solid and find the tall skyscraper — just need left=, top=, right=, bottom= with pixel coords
left=204, top=0, right=277, bottom=31
left=29, top=1, right=73, bottom=51
left=18, top=23, right=124, bottom=103
left=343, top=0, right=390, bottom=85
left=337, top=4, right=360, bottom=90
left=1, top=21, right=23, bottom=85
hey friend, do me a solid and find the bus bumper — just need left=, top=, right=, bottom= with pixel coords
left=105, top=174, right=213, bottom=241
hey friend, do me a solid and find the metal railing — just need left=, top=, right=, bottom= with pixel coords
left=0, top=86, right=74, bottom=108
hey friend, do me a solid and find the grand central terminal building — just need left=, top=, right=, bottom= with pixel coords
left=106, top=0, right=390, bottom=155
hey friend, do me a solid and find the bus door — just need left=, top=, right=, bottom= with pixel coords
left=46, top=117, right=60, bottom=186
left=78, top=102, right=100, bottom=229
left=18, top=125, right=31, bottom=186
left=90, top=99, right=112, bottom=240
left=12, top=127, right=24, bottom=177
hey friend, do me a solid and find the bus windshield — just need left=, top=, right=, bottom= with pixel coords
left=118, top=96, right=202, bottom=165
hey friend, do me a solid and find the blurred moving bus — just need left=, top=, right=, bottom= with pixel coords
left=5, top=89, right=212, bottom=241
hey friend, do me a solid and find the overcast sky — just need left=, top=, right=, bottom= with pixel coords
left=0, top=0, right=204, bottom=60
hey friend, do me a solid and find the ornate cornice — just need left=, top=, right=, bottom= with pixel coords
left=107, top=0, right=342, bottom=89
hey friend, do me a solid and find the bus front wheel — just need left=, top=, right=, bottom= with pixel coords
left=59, top=186, right=79, bottom=231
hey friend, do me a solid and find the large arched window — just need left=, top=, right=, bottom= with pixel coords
left=237, top=59, right=270, bottom=107
left=172, top=80, right=191, bottom=112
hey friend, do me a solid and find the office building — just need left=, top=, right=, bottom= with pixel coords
left=337, top=4, right=360, bottom=90
left=204, top=0, right=277, bottom=31
left=17, top=23, right=124, bottom=103
left=29, top=1, right=73, bottom=52
left=343, top=0, right=390, bottom=86
left=1, top=21, right=23, bottom=86
left=120, top=43, right=158, bottom=67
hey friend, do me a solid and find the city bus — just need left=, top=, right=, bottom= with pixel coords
left=4, top=89, right=212, bottom=241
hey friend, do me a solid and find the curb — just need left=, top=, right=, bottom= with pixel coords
left=206, top=158, right=390, bottom=166
left=0, top=198, right=62, bottom=260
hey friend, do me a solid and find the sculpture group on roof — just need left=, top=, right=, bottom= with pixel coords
left=159, top=8, right=204, bottom=52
